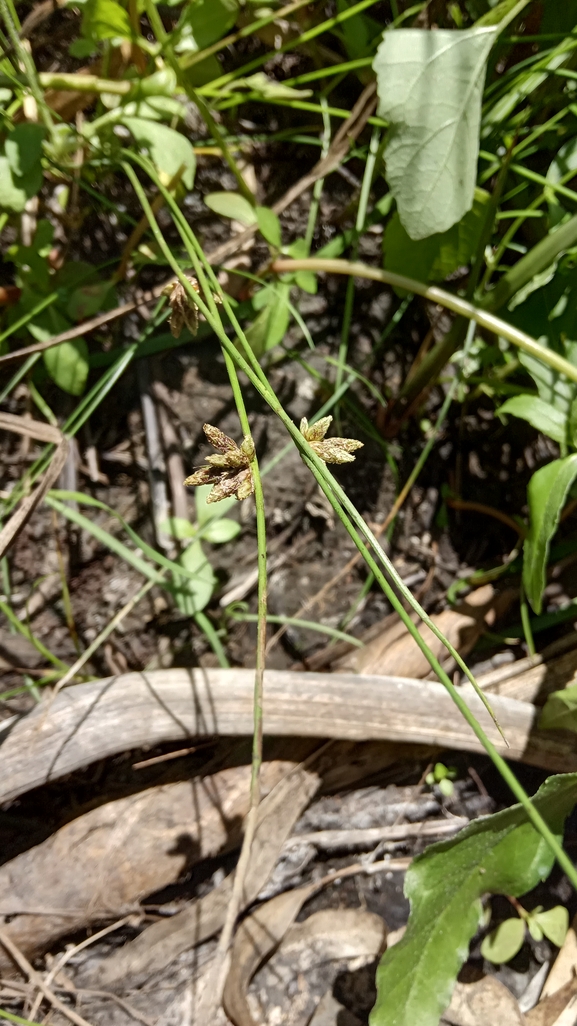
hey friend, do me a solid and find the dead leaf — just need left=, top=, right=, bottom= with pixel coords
left=225, top=905, right=385, bottom=1026
left=223, top=883, right=318, bottom=1026
left=90, top=765, right=320, bottom=989
left=0, top=413, right=69, bottom=560
left=336, top=585, right=506, bottom=678
left=442, top=976, right=525, bottom=1026
left=525, top=976, right=577, bottom=1026
left=0, top=762, right=295, bottom=975
left=542, top=911, right=577, bottom=998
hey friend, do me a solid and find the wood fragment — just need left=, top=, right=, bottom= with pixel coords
left=1, top=669, right=575, bottom=805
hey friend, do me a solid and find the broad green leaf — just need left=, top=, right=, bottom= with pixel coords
left=173, top=539, right=216, bottom=614
left=499, top=395, right=567, bottom=445
left=256, top=206, right=281, bottom=248
left=44, top=339, right=89, bottom=396
left=5, top=124, right=45, bottom=177
left=174, top=0, right=238, bottom=53
left=121, top=118, right=195, bottom=189
left=245, top=283, right=290, bottom=358
left=383, top=190, right=489, bottom=285
left=159, top=516, right=197, bottom=540
left=540, top=683, right=577, bottom=732
left=505, top=252, right=577, bottom=387
left=336, top=0, right=382, bottom=61
left=523, top=455, right=577, bottom=614
left=204, top=191, right=257, bottom=225
left=527, top=913, right=543, bottom=942
left=0, top=156, right=43, bottom=213
left=518, top=350, right=577, bottom=421
left=480, top=917, right=525, bottom=964
left=67, top=281, right=115, bottom=321
left=82, top=0, right=132, bottom=39
left=373, top=27, right=497, bottom=240
left=570, top=398, right=577, bottom=448
left=534, top=906, right=569, bottom=947
left=202, top=517, right=240, bottom=544
left=295, top=270, right=317, bottom=294
left=369, top=773, right=577, bottom=1026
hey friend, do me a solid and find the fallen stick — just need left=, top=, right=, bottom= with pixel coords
left=1, top=668, right=575, bottom=803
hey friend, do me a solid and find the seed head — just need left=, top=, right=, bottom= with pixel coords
left=162, top=275, right=222, bottom=338
left=299, top=415, right=363, bottom=464
left=184, top=423, right=255, bottom=503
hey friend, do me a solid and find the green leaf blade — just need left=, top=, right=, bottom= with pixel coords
left=499, top=395, right=568, bottom=445
left=373, top=28, right=497, bottom=240
left=481, top=917, right=525, bottom=963
left=121, top=118, right=196, bottom=189
left=523, top=455, right=577, bottom=614
left=369, top=774, right=577, bottom=1026
left=205, top=191, right=257, bottom=225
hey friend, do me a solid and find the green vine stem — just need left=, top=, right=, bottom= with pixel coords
left=270, top=257, right=577, bottom=384
left=122, top=155, right=577, bottom=894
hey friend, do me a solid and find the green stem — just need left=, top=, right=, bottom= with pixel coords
left=0, top=0, right=54, bottom=137
left=142, top=0, right=254, bottom=205
left=122, top=154, right=577, bottom=893
left=335, top=125, right=381, bottom=398
left=270, top=257, right=577, bottom=384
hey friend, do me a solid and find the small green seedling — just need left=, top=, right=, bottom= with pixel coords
left=481, top=902, right=569, bottom=964
left=426, top=762, right=458, bottom=797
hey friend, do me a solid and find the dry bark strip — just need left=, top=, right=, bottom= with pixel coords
left=1, top=668, right=576, bottom=805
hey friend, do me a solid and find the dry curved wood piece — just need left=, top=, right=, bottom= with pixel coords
left=1, top=668, right=576, bottom=804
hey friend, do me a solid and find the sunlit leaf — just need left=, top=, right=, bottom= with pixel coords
left=523, top=455, right=577, bottom=614
left=43, top=339, right=89, bottom=396
left=121, top=118, right=196, bottom=189
left=204, top=191, right=257, bottom=225
left=540, top=683, right=577, bottom=732
left=370, top=774, right=577, bottom=1026
left=534, top=906, right=569, bottom=947
left=202, top=517, right=241, bottom=544
left=256, top=206, right=282, bottom=248
left=383, top=189, right=489, bottom=284
left=480, top=917, right=525, bottom=964
left=373, top=27, right=497, bottom=239
left=173, top=539, right=216, bottom=614
left=499, top=395, right=567, bottom=445
left=5, top=124, right=45, bottom=177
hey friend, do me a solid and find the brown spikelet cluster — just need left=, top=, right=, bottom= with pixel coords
left=162, top=275, right=222, bottom=339
left=183, top=424, right=255, bottom=503
left=299, top=415, right=363, bottom=464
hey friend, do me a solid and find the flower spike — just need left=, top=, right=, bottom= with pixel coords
left=300, top=415, right=363, bottom=464
left=184, top=423, right=255, bottom=503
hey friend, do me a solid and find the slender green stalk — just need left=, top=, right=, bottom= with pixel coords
left=143, top=0, right=254, bottom=205
left=231, top=611, right=364, bottom=646
left=0, top=0, right=55, bottom=137
left=201, top=0, right=385, bottom=94
left=0, top=353, right=41, bottom=404
left=122, top=154, right=577, bottom=891
left=519, top=581, right=536, bottom=659
left=335, top=126, right=381, bottom=398
left=0, top=599, right=69, bottom=672
left=271, top=257, right=577, bottom=384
